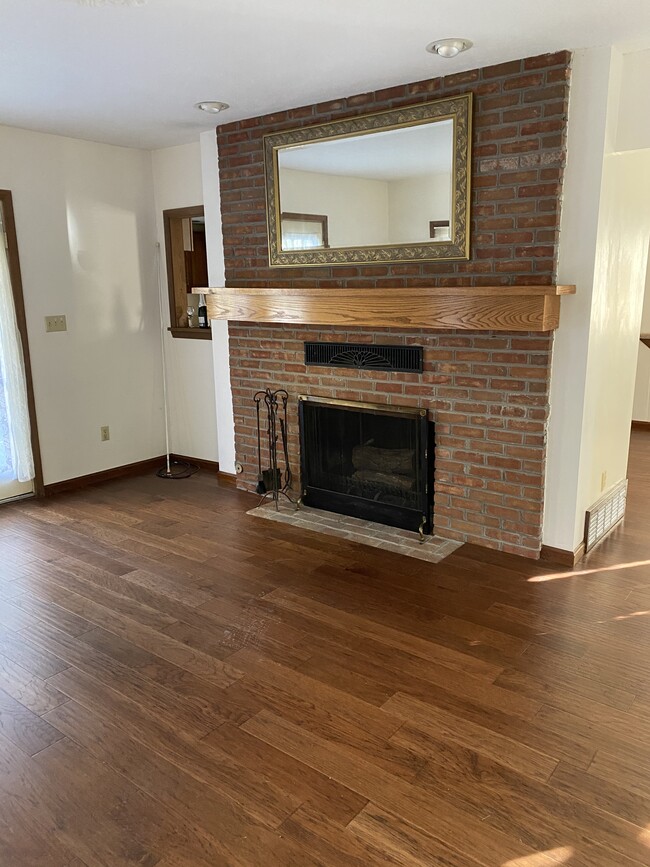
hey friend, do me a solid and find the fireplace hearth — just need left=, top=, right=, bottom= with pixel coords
left=298, top=396, right=434, bottom=537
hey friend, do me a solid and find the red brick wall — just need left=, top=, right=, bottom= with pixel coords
left=217, top=51, right=571, bottom=557
left=218, top=50, right=570, bottom=289
left=230, top=325, right=552, bottom=556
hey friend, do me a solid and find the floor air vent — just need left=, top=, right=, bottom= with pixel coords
left=584, top=479, right=627, bottom=552
left=304, top=342, right=423, bottom=373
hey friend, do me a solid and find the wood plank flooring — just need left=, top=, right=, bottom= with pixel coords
left=1, top=432, right=650, bottom=865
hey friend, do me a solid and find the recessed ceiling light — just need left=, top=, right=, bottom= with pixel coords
left=426, top=38, right=473, bottom=59
left=195, top=101, right=230, bottom=114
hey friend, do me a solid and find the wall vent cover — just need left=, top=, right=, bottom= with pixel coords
left=584, top=479, right=627, bottom=553
left=304, top=342, right=423, bottom=373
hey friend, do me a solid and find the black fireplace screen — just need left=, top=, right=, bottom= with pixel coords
left=298, top=396, right=434, bottom=535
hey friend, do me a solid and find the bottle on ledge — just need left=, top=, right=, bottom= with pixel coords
left=198, top=293, right=208, bottom=329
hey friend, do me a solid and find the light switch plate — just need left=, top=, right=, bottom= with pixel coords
left=45, top=315, right=67, bottom=333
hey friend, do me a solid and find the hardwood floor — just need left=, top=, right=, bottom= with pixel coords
left=1, top=434, right=650, bottom=865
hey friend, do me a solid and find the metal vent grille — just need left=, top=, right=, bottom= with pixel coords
left=304, top=342, right=423, bottom=373
left=584, top=479, right=627, bottom=552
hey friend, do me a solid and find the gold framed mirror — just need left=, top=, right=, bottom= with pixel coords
left=263, top=93, right=472, bottom=267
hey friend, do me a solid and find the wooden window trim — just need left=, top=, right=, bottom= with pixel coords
left=162, top=205, right=212, bottom=341
left=280, top=212, right=329, bottom=249
left=429, top=219, right=450, bottom=239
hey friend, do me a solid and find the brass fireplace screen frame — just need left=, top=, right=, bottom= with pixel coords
left=298, top=394, right=427, bottom=418
left=297, top=395, right=434, bottom=537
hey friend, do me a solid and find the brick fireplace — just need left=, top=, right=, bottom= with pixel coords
left=216, top=50, right=571, bottom=558
left=229, top=325, right=551, bottom=556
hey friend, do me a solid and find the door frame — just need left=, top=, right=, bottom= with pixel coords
left=0, top=190, right=44, bottom=496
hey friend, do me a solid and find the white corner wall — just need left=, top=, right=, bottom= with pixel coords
left=279, top=168, right=390, bottom=247
left=200, top=129, right=236, bottom=474
left=632, top=260, right=650, bottom=421
left=576, top=149, right=650, bottom=520
left=151, top=141, right=218, bottom=462
left=616, top=48, right=650, bottom=152
left=545, top=45, right=650, bottom=552
left=0, top=124, right=164, bottom=485
left=387, top=174, right=451, bottom=243
left=544, top=47, right=614, bottom=551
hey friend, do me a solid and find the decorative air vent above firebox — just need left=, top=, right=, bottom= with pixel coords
left=305, top=342, right=423, bottom=373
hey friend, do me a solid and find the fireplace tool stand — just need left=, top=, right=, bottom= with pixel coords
left=254, top=388, right=296, bottom=510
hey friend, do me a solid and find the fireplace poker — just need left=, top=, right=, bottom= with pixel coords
left=254, top=395, right=266, bottom=495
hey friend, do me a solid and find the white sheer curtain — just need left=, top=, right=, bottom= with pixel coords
left=0, top=231, right=34, bottom=483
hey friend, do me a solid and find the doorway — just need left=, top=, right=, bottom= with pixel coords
left=0, top=190, right=42, bottom=501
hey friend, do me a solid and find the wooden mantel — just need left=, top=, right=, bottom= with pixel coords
left=203, top=284, right=576, bottom=332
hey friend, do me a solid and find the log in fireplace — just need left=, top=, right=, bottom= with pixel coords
left=298, top=396, right=434, bottom=538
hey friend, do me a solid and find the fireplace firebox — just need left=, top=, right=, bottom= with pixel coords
left=298, top=396, right=434, bottom=536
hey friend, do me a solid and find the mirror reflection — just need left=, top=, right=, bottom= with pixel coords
left=278, top=120, right=454, bottom=252
left=264, top=93, right=471, bottom=266
left=280, top=212, right=329, bottom=250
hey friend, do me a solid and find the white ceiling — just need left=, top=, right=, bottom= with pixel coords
left=279, top=121, right=453, bottom=181
left=4, top=0, right=650, bottom=150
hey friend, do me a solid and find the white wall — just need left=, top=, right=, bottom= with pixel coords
left=279, top=168, right=390, bottom=247
left=545, top=45, right=650, bottom=552
left=544, top=47, right=615, bottom=551
left=0, top=124, right=164, bottom=485
left=280, top=168, right=451, bottom=247
left=576, top=149, right=650, bottom=518
left=200, top=130, right=236, bottom=474
left=151, top=142, right=218, bottom=462
left=387, top=173, right=451, bottom=243
left=632, top=263, right=650, bottom=421
left=601, top=44, right=650, bottom=434
left=616, top=48, right=650, bottom=152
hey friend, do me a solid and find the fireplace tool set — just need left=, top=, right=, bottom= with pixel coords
left=254, top=388, right=296, bottom=508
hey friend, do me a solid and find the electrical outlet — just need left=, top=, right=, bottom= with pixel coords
left=45, top=315, right=67, bottom=333
left=601, top=470, right=607, bottom=491
left=100, top=426, right=110, bottom=442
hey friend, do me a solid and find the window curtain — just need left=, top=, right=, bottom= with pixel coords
left=282, top=231, right=322, bottom=250
left=0, top=233, right=34, bottom=483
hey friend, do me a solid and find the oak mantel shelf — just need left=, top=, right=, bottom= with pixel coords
left=203, top=284, right=576, bottom=332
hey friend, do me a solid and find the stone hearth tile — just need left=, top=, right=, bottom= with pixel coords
left=247, top=500, right=462, bottom=565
